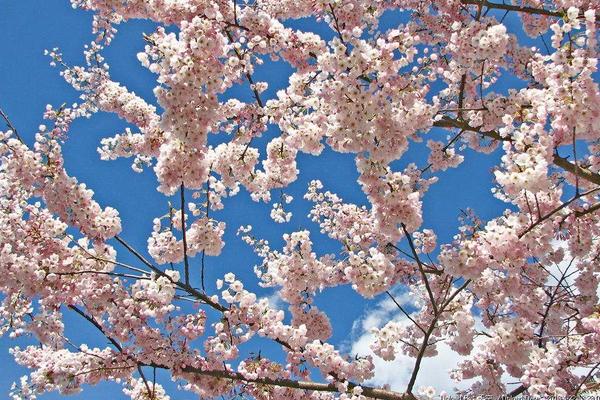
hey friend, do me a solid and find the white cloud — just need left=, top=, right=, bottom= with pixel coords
left=259, top=290, right=284, bottom=311
left=342, top=239, right=600, bottom=398
left=346, top=241, right=598, bottom=396
left=351, top=330, right=475, bottom=394
left=346, top=290, right=485, bottom=396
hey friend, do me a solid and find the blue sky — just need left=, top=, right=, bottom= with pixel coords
left=0, top=1, right=544, bottom=398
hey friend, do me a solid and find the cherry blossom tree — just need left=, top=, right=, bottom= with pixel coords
left=1, top=0, right=600, bottom=399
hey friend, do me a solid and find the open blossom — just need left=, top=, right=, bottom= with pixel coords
left=370, top=321, right=408, bottom=361
left=412, top=229, right=437, bottom=254
left=449, top=21, right=510, bottom=67
left=131, top=273, right=177, bottom=319
left=345, top=247, right=396, bottom=298
left=494, top=123, right=554, bottom=197
left=11, top=346, right=127, bottom=396
left=270, top=202, right=292, bottom=223
left=124, top=379, right=170, bottom=400
left=520, top=344, right=574, bottom=397
left=426, top=140, right=464, bottom=172
left=148, top=216, right=225, bottom=264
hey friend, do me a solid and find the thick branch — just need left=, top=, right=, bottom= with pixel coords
left=457, top=74, right=467, bottom=119
left=180, top=184, right=191, bottom=285
left=575, top=201, right=600, bottom=218
left=402, top=224, right=438, bottom=315
left=433, top=116, right=505, bottom=141
left=405, top=321, right=436, bottom=394
left=463, top=0, right=599, bottom=21
left=0, top=106, right=24, bottom=143
left=553, top=154, right=600, bottom=186
left=461, top=0, right=562, bottom=18
left=432, top=116, right=600, bottom=186
left=508, top=384, right=527, bottom=397
left=180, top=366, right=415, bottom=400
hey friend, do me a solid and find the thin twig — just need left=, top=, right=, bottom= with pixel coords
left=180, top=184, right=191, bottom=285
left=402, top=224, right=438, bottom=315
left=386, top=291, right=426, bottom=334
left=0, top=107, right=24, bottom=143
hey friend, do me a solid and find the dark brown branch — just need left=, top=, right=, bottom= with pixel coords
left=180, top=184, right=190, bottom=285
left=405, top=318, right=437, bottom=394
left=574, top=362, right=600, bottom=396
left=508, top=384, right=527, bottom=397
left=386, top=291, right=426, bottom=334
left=461, top=0, right=563, bottom=18
left=402, top=224, right=438, bottom=315
left=433, top=116, right=505, bottom=141
left=179, top=366, right=415, bottom=400
left=553, top=154, right=600, bottom=187
left=457, top=74, right=467, bottom=119
left=0, top=106, right=24, bottom=143
left=113, top=235, right=227, bottom=313
left=69, top=305, right=154, bottom=396
left=53, top=270, right=149, bottom=280
left=433, top=116, right=600, bottom=187
left=575, top=202, right=600, bottom=218
left=462, top=0, right=600, bottom=22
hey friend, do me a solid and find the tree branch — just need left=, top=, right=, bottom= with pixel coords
left=69, top=305, right=155, bottom=396
left=553, top=154, right=600, bottom=187
left=402, top=224, right=438, bottom=315
left=71, top=303, right=415, bottom=400
left=180, top=184, right=191, bottom=285
left=461, top=0, right=562, bottom=18
left=113, top=235, right=227, bottom=313
left=0, top=106, right=24, bottom=143
left=179, top=366, right=415, bottom=400
left=386, top=291, right=426, bottom=334
left=405, top=318, right=437, bottom=394
left=432, top=116, right=600, bottom=187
